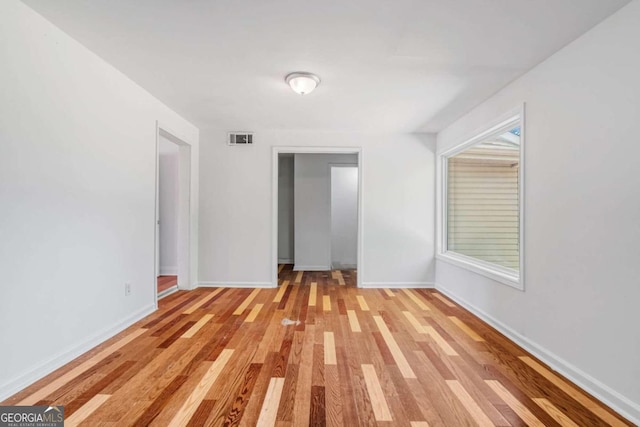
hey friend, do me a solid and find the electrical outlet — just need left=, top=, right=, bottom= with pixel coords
left=125, top=282, right=131, bottom=296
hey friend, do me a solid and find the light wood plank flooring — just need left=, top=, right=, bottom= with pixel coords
left=4, top=265, right=631, bottom=426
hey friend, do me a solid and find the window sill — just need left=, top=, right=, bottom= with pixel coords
left=436, top=252, right=523, bottom=291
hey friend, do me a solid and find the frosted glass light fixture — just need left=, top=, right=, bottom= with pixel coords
left=285, top=72, right=320, bottom=95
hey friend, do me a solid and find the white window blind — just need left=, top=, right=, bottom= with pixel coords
left=447, top=139, right=520, bottom=271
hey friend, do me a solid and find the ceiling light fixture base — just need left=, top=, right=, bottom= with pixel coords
left=285, top=72, right=321, bottom=95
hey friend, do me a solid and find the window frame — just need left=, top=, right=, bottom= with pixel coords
left=436, top=105, right=525, bottom=290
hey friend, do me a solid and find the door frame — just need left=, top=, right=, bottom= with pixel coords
left=271, top=146, right=363, bottom=288
left=155, top=122, right=192, bottom=305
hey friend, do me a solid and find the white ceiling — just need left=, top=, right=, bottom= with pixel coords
left=23, top=0, right=630, bottom=133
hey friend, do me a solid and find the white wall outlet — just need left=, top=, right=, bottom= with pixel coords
left=125, top=282, right=131, bottom=296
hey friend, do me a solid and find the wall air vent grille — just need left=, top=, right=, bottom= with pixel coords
left=228, top=132, right=253, bottom=145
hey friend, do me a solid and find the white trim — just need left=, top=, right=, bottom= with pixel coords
left=435, top=284, right=640, bottom=425
left=361, top=282, right=435, bottom=288
left=0, top=304, right=155, bottom=402
left=159, top=266, right=178, bottom=276
left=198, top=281, right=275, bottom=288
left=277, top=258, right=293, bottom=264
left=293, top=265, right=332, bottom=271
left=436, top=104, right=526, bottom=291
left=272, top=146, right=363, bottom=288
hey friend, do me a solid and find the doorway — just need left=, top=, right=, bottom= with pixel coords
left=273, top=148, right=362, bottom=288
left=155, top=127, right=191, bottom=300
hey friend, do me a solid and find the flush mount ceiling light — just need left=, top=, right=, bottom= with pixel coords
left=285, top=72, right=320, bottom=95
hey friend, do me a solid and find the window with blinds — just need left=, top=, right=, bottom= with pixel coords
left=445, top=124, right=521, bottom=274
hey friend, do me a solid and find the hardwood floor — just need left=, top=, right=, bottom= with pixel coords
left=4, top=265, right=631, bottom=426
left=158, top=275, right=178, bottom=294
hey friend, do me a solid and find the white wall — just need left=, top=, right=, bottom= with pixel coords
left=159, top=136, right=179, bottom=275
left=331, top=166, right=359, bottom=269
left=0, top=0, right=199, bottom=400
left=199, top=131, right=436, bottom=287
left=435, top=1, right=640, bottom=422
left=277, top=155, right=294, bottom=263
left=293, top=154, right=357, bottom=271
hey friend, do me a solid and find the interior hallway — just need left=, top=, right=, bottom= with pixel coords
left=3, top=268, right=630, bottom=425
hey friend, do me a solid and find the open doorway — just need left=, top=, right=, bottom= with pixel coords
left=155, top=127, right=191, bottom=300
left=157, top=136, right=179, bottom=295
left=273, top=148, right=362, bottom=288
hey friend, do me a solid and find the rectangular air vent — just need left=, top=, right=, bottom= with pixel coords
left=228, top=132, right=253, bottom=145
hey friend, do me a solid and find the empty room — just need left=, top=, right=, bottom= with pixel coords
left=1, top=0, right=638, bottom=426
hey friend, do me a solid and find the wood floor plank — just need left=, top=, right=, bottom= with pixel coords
left=168, top=349, right=234, bottom=427
left=446, top=380, right=494, bottom=427
left=519, top=356, right=627, bottom=427
left=234, top=289, right=261, bottom=315
left=324, top=365, right=343, bottom=426
left=256, top=377, right=285, bottom=427
left=292, top=326, right=315, bottom=426
left=309, top=385, right=326, bottom=426
left=448, top=315, right=485, bottom=342
left=403, top=310, right=426, bottom=334
left=295, top=271, right=303, bottom=283
left=335, top=270, right=346, bottom=286
left=223, top=363, right=263, bottom=425
left=183, top=288, right=224, bottom=314
left=533, top=398, right=581, bottom=427
left=324, top=332, right=337, bottom=365
left=424, top=325, right=458, bottom=356
left=432, top=292, right=456, bottom=307
left=239, top=353, right=279, bottom=427
left=356, top=295, right=369, bottom=311
left=346, top=310, right=361, bottom=332
left=245, top=304, right=264, bottom=323
left=17, top=328, right=146, bottom=405
left=373, top=315, right=416, bottom=379
left=64, top=393, right=111, bottom=427
left=323, top=295, right=331, bottom=311
left=401, top=289, right=430, bottom=311
left=361, top=364, right=392, bottom=421
left=383, top=288, right=395, bottom=297
left=309, top=282, right=317, bottom=306
left=181, top=314, right=214, bottom=338
left=486, top=379, right=545, bottom=427
left=273, top=281, right=289, bottom=303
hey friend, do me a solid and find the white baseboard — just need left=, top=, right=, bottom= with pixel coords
left=0, top=303, right=156, bottom=402
left=361, top=282, right=435, bottom=288
left=293, top=265, right=331, bottom=271
left=435, top=284, right=640, bottom=425
left=159, top=266, right=177, bottom=276
left=278, top=259, right=293, bottom=264
left=198, top=281, right=275, bottom=288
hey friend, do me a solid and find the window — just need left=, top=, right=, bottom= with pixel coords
left=438, top=111, right=524, bottom=289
